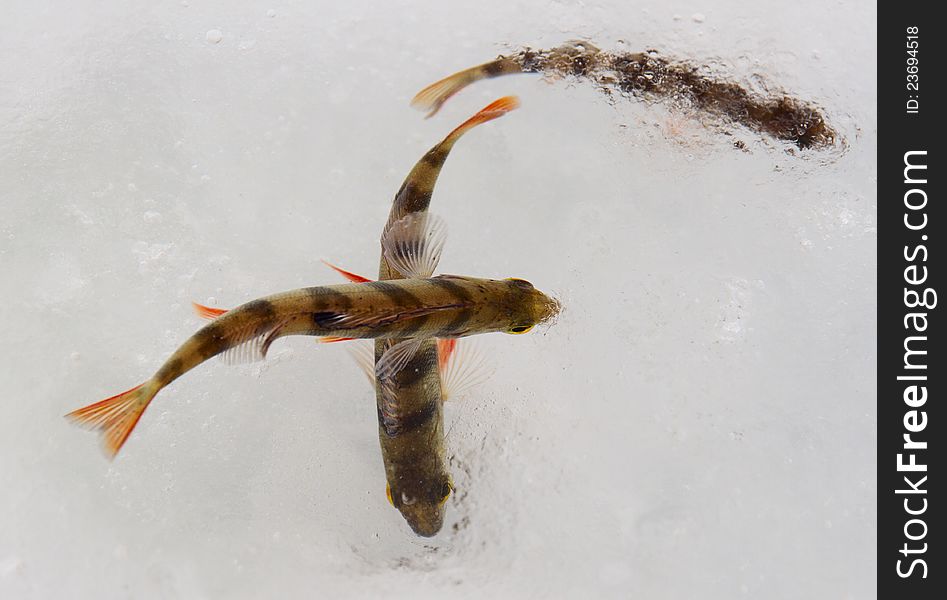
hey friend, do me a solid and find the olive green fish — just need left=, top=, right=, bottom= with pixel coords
left=67, top=243, right=558, bottom=457
left=370, top=96, right=519, bottom=536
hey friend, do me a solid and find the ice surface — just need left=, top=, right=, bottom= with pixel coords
left=1, top=0, right=876, bottom=598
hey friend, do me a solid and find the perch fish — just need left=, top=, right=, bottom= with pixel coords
left=66, top=210, right=558, bottom=458
left=369, top=96, right=518, bottom=536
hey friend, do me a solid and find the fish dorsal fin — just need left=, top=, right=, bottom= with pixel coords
left=437, top=338, right=494, bottom=401
left=381, top=213, right=448, bottom=279
left=374, top=338, right=423, bottom=383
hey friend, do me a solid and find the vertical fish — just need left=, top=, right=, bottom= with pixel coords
left=374, top=96, right=518, bottom=536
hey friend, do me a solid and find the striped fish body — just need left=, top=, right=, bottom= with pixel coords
left=66, top=273, right=555, bottom=458
left=155, top=276, right=552, bottom=391
left=374, top=338, right=448, bottom=536
left=372, top=97, right=521, bottom=537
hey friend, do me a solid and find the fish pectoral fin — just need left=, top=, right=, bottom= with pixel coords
left=436, top=338, right=456, bottom=373
left=375, top=338, right=424, bottom=383
left=437, top=338, right=494, bottom=401
left=320, top=260, right=372, bottom=283
left=220, top=319, right=289, bottom=365
left=381, top=212, right=448, bottom=279
left=345, top=340, right=377, bottom=386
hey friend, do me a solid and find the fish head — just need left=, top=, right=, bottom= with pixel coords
left=500, top=277, right=561, bottom=335
left=386, top=476, right=453, bottom=537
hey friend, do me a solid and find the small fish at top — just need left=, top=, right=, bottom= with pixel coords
left=411, top=41, right=839, bottom=150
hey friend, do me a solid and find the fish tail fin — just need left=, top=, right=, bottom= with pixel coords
left=411, top=64, right=488, bottom=118
left=66, top=380, right=160, bottom=458
left=444, top=95, right=520, bottom=143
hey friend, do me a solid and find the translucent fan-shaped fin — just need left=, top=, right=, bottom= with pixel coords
left=375, top=339, right=423, bottom=383
left=438, top=338, right=494, bottom=401
left=381, top=213, right=448, bottom=279
left=345, top=340, right=377, bottom=386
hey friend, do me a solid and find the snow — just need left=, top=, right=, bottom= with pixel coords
left=0, top=0, right=876, bottom=598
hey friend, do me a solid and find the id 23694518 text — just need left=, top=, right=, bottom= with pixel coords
left=906, top=26, right=919, bottom=114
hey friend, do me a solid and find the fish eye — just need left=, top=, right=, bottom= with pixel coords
left=386, top=484, right=394, bottom=506
left=401, top=492, right=418, bottom=506
left=508, top=324, right=533, bottom=334
left=438, top=481, right=452, bottom=505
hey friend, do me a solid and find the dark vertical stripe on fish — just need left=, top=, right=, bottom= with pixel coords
left=428, top=277, right=475, bottom=303
left=438, top=306, right=477, bottom=338
left=378, top=395, right=439, bottom=437
left=240, top=298, right=277, bottom=320
left=422, top=147, right=449, bottom=169
left=305, top=286, right=354, bottom=311
left=394, top=312, right=430, bottom=338
left=365, top=280, right=423, bottom=308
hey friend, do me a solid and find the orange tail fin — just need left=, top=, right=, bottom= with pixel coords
left=192, top=302, right=228, bottom=319
left=411, top=63, right=490, bottom=118
left=66, top=381, right=159, bottom=458
left=445, top=96, right=520, bottom=142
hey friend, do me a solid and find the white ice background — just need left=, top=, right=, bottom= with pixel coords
left=1, top=1, right=876, bottom=598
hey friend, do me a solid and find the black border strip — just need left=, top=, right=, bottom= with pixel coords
left=878, top=2, right=942, bottom=596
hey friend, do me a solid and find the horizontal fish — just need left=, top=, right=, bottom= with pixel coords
left=67, top=274, right=558, bottom=457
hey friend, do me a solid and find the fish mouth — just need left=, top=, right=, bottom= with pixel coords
left=537, top=292, right=563, bottom=327
left=401, top=506, right=445, bottom=537
left=409, top=521, right=442, bottom=538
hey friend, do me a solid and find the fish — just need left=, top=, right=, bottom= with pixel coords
left=67, top=209, right=559, bottom=459
left=183, top=97, right=520, bottom=537
left=411, top=42, right=839, bottom=150
left=371, top=96, right=518, bottom=537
